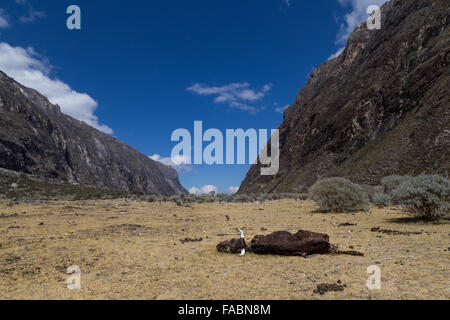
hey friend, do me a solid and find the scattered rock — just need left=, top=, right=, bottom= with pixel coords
left=11, top=183, right=19, bottom=189
left=338, top=222, right=357, bottom=227
left=216, top=238, right=246, bottom=254
left=0, top=213, right=19, bottom=219
left=4, top=255, right=21, bottom=265
left=180, top=238, right=203, bottom=244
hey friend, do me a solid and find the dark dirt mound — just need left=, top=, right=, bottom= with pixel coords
left=217, top=230, right=365, bottom=257
left=314, top=282, right=346, bottom=295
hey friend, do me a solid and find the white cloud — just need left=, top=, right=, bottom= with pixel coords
left=227, top=186, right=239, bottom=194
left=15, top=0, right=45, bottom=24
left=0, top=42, right=113, bottom=134
left=187, top=82, right=271, bottom=114
left=0, top=9, right=10, bottom=29
left=189, top=185, right=218, bottom=195
left=284, top=0, right=291, bottom=7
left=275, top=104, right=290, bottom=114
left=149, top=154, right=192, bottom=173
left=335, top=0, right=388, bottom=45
left=19, top=8, right=45, bottom=23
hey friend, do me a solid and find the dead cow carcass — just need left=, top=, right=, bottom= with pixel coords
left=250, top=230, right=330, bottom=256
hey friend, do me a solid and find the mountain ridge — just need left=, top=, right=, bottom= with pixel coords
left=0, top=70, right=187, bottom=195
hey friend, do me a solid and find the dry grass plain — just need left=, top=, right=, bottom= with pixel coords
left=0, top=199, right=448, bottom=300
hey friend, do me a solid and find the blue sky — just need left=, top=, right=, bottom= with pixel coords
left=0, top=0, right=387, bottom=194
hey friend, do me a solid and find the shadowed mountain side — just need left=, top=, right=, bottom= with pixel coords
left=240, top=0, right=449, bottom=194
left=0, top=71, right=187, bottom=195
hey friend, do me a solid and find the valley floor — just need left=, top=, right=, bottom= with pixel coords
left=0, top=200, right=448, bottom=300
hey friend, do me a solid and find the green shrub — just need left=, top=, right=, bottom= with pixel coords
left=372, top=193, right=392, bottom=208
left=391, top=175, right=449, bottom=221
left=309, top=177, right=370, bottom=213
left=381, top=175, right=412, bottom=195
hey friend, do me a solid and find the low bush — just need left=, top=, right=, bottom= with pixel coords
left=381, top=175, right=412, bottom=195
left=309, top=177, right=370, bottom=213
left=391, top=175, right=449, bottom=221
left=372, top=193, right=392, bottom=208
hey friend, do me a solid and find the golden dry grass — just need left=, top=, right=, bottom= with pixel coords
left=0, top=199, right=448, bottom=300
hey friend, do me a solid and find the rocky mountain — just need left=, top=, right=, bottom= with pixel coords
left=240, top=0, right=449, bottom=194
left=0, top=71, right=187, bottom=195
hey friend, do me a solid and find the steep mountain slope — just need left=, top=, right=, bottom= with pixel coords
left=0, top=71, right=187, bottom=195
left=240, top=0, right=449, bottom=193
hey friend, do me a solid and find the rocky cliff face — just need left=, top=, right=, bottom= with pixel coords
left=240, top=0, right=449, bottom=193
left=0, top=71, right=187, bottom=195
